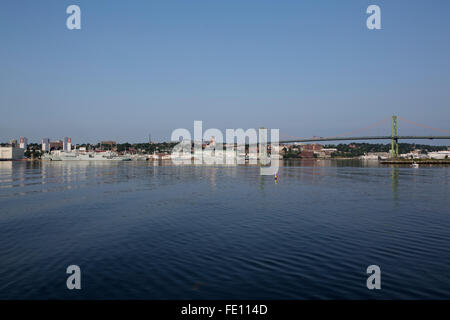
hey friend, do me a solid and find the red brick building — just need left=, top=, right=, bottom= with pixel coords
left=300, top=150, right=315, bottom=158
left=301, top=144, right=323, bottom=152
left=50, top=141, right=63, bottom=150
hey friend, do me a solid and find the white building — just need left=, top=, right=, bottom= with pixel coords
left=428, top=151, right=450, bottom=160
left=318, top=148, right=338, bottom=158
left=400, top=152, right=428, bottom=160
left=360, top=152, right=390, bottom=160
left=0, top=146, right=24, bottom=160
left=42, top=138, right=50, bottom=152
left=63, top=137, right=72, bottom=152
left=19, top=137, right=28, bottom=150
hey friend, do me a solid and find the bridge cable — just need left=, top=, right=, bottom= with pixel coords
left=398, top=117, right=450, bottom=134
left=281, top=117, right=392, bottom=142
left=331, top=117, right=391, bottom=138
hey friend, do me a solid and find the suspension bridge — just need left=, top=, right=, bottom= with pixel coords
left=280, top=116, right=450, bottom=157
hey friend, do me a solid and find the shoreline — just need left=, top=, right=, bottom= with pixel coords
left=2, top=158, right=449, bottom=165
left=380, top=159, right=450, bottom=164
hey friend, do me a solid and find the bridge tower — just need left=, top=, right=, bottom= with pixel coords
left=391, top=115, right=399, bottom=157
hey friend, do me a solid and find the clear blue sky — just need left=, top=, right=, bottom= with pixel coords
left=1, top=0, right=449, bottom=143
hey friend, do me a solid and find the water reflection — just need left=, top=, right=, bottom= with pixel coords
left=0, top=160, right=447, bottom=201
left=391, top=166, right=399, bottom=207
left=258, top=175, right=265, bottom=193
left=0, top=160, right=449, bottom=299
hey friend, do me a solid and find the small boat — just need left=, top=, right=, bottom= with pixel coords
left=411, top=162, right=419, bottom=168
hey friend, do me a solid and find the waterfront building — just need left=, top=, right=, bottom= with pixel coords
left=360, top=152, right=390, bottom=160
left=50, top=140, right=63, bottom=151
left=0, top=146, right=24, bottom=160
left=301, top=144, right=323, bottom=152
left=399, top=152, right=428, bottom=160
left=19, top=137, right=28, bottom=150
left=63, top=137, right=72, bottom=152
left=428, top=151, right=450, bottom=160
left=300, top=150, right=315, bottom=158
left=42, top=138, right=50, bottom=152
left=318, top=148, right=338, bottom=158
left=100, top=141, right=117, bottom=151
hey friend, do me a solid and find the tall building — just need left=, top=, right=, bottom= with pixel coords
left=42, top=138, right=50, bottom=152
left=10, top=139, right=17, bottom=147
left=63, top=137, right=72, bottom=152
left=19, top=137, right=28, bottom=150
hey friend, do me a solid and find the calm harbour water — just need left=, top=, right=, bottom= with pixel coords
left=0, top=160, right=449, bottom=299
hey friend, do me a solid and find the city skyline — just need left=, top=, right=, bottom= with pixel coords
left=1, top=0, right=450, bottom=143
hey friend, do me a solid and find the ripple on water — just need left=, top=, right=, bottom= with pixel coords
left=0, top=161, right=449, bottom=299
